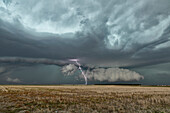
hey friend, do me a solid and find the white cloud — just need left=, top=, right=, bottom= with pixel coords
left=61, top=64, right=77, bottom=76
left=6, top=77, right=21, bottom=83
left=85, top=68, right=144, bottom=82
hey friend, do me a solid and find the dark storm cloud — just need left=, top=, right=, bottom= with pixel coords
left=0, top=0, right=170, bottom=67
left=0, top=0, right=170, bottom=83
left=0, top=57, right=67, bottom=66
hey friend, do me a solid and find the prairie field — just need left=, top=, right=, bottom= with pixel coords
left=0, top=85, right=170, bottom=113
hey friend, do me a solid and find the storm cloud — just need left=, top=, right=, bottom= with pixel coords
left=0, top=0, right=170, bottom=84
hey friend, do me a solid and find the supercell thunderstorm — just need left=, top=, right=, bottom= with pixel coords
left=0, top=0, right=170, bottom=84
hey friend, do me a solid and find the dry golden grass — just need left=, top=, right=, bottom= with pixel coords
left=0, top=85, right=170, bottom=113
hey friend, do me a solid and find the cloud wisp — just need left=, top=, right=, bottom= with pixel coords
left=6, top=77, right=21, bottom=83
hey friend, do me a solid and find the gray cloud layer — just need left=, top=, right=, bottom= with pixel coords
left=0, top=57, right=67, bottom=66
left=0, top=0, right=170, bottom=67
left=0, top=0, right=170, bottom=83
left=0, top=57, right=143, bottom=82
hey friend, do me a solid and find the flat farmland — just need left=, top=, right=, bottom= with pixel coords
left=0, top=85, right=170, bottom=113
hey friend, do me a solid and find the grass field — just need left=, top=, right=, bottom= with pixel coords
left=0, top=85, right=170, bottom=113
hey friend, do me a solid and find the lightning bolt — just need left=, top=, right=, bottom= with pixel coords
left=69, top=59, right=87, bottom=85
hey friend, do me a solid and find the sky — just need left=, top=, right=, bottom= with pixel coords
left=0, top=0, right=170, bottom=85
